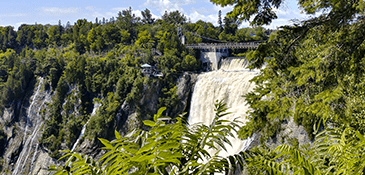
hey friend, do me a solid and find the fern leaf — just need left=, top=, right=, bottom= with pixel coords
left=99, top=138, right=113, bottom=149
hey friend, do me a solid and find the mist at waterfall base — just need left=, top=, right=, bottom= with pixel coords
left=188, top=58, right=258, bottom=158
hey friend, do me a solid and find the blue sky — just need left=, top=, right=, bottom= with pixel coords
left=0, top=0, right=310, bottom=30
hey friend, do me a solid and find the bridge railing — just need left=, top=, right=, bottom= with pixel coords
left=185, top=42, right=262, bottom=49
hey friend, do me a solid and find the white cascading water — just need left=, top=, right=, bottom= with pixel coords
left=189, top=58, right=258, bottom=158
left=23, top=77, right=43, bottom=141
left=13, top=77, right=48, bottom=175
left=67, top=102, right=101, bottom=165
left=70, top=102, right=101, bottom=152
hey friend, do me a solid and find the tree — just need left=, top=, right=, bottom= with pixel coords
left=135, top=30, right=153, bottom=48
left=116, top=7, right=140, bottom=43
left=209, top=2, right=365, bottom=174
left=141, top=8, right=155, bottom=25
left=218, top=10, right=223, bottom=32
left=162, top=10, right=186, bottom=24
left=47, top=25, right=61, bottom=46
left=16, top=25, right=27, bottom=47
left=223, top=16, right=239, bottom=35
left=210, top=0, right=282, bottom=25
left=65, top=21, right=71, bottom=30
left=110, top=17, right=115, bottom=24
left=212, top=0, right=365, bottom=140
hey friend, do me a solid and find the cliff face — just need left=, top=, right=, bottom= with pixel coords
left=0, top=77, right=99, bottom=174
left=0, top=77, right=56, bottom=175
left=174, top=72, right=198, bottom=117
left=0, top=73, right=198, bottom=174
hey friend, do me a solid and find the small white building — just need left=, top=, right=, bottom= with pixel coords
left=141, top=63, right=153, bottom=75
left=141, top=63, right=164, bottom=77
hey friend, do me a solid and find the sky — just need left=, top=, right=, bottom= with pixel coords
left=0, top=0, right=311, bottom=30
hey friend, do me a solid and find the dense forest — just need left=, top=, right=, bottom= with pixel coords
left=0, top=7, right=270, bottom=174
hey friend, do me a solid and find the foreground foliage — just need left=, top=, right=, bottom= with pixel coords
left=212, top=0, right=365, bottom=141
left=50, top=101, right=244, bottom=174
left=233, top=127, right=365, bottom=175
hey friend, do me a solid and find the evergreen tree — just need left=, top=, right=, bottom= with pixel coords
left=162, top=10, right=186, bottom=24
left=218, top=10, right=223, bottom=32
left=58, top=20, right=64, bottom=34
left=141, top=8, right=155, bottom=25
left=66, top=21, right=71, bottom=30
left=110, top=17, right=115, bottom=24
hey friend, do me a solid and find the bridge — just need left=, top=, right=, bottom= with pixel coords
left=184, top=41, right=261, bottom=71
left=186, top=42, right=260, bottom=50
left=177, top=26, right=263, bottom=71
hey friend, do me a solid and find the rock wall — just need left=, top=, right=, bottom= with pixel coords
left=0, top=77, right=57, bottom=174
left=0, top=72, right=199, bottom=174
left=200, top=50, right=228, bottom=71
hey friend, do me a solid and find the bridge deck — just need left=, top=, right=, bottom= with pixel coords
left=186, top=42, right=260, bottom=50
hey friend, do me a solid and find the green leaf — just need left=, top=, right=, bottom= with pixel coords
left=137, top=141, right=156, bottom=154
left=154, top=107, right=166, bottom=122
left=143, top=120, right=156, bottom=127
left=115, top=130, right=121, bottom=140
left=99, top=138, right=113, bottom=149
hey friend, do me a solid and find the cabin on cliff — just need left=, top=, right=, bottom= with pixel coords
left=141, top=63, right=163, bottom=77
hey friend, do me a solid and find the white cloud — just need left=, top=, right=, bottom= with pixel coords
left=106, top=12, right=115, bottom=17
left=0, top=13, right=27, bottom=17
left=15, top=22, right=26, bottom=30
left=134, top=10, right=143, bottom=18
left=85, top=6, right=96, bottom=11
left=40, top=7, right=79, bottom=16
left=267, top=6, right=321, bottom=29
left=111, top=7, right=130, bottom=12
left=143, top=0, right=195, bottom=14
left=187, top=11, right=216, bottom=25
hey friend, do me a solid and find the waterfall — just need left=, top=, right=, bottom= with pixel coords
left=13, top=77, right=49, bottom=175
left=23, top=77, right=43, bottom=141
left=70, top=102, right=101, bottom=152
left=189, top=58, right=258, bottom=158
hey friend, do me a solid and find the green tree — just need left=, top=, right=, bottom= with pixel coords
left=135, top=30, right=154, bottom=49
left=212, top=0, right=365, bottom=140
left=218, top=10, right=223, bottom=32
left=141, top=8, right=155, bottom=25
left=116, top=7, right=140, bottom=43
left=162, top=10, right=186, bottom=24
left=211, top=0, right=282, bottom=25
left=47, top=25, right=62, bottom=46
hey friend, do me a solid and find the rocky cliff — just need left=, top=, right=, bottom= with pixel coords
left=0, top=73, right=198, bottom=174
